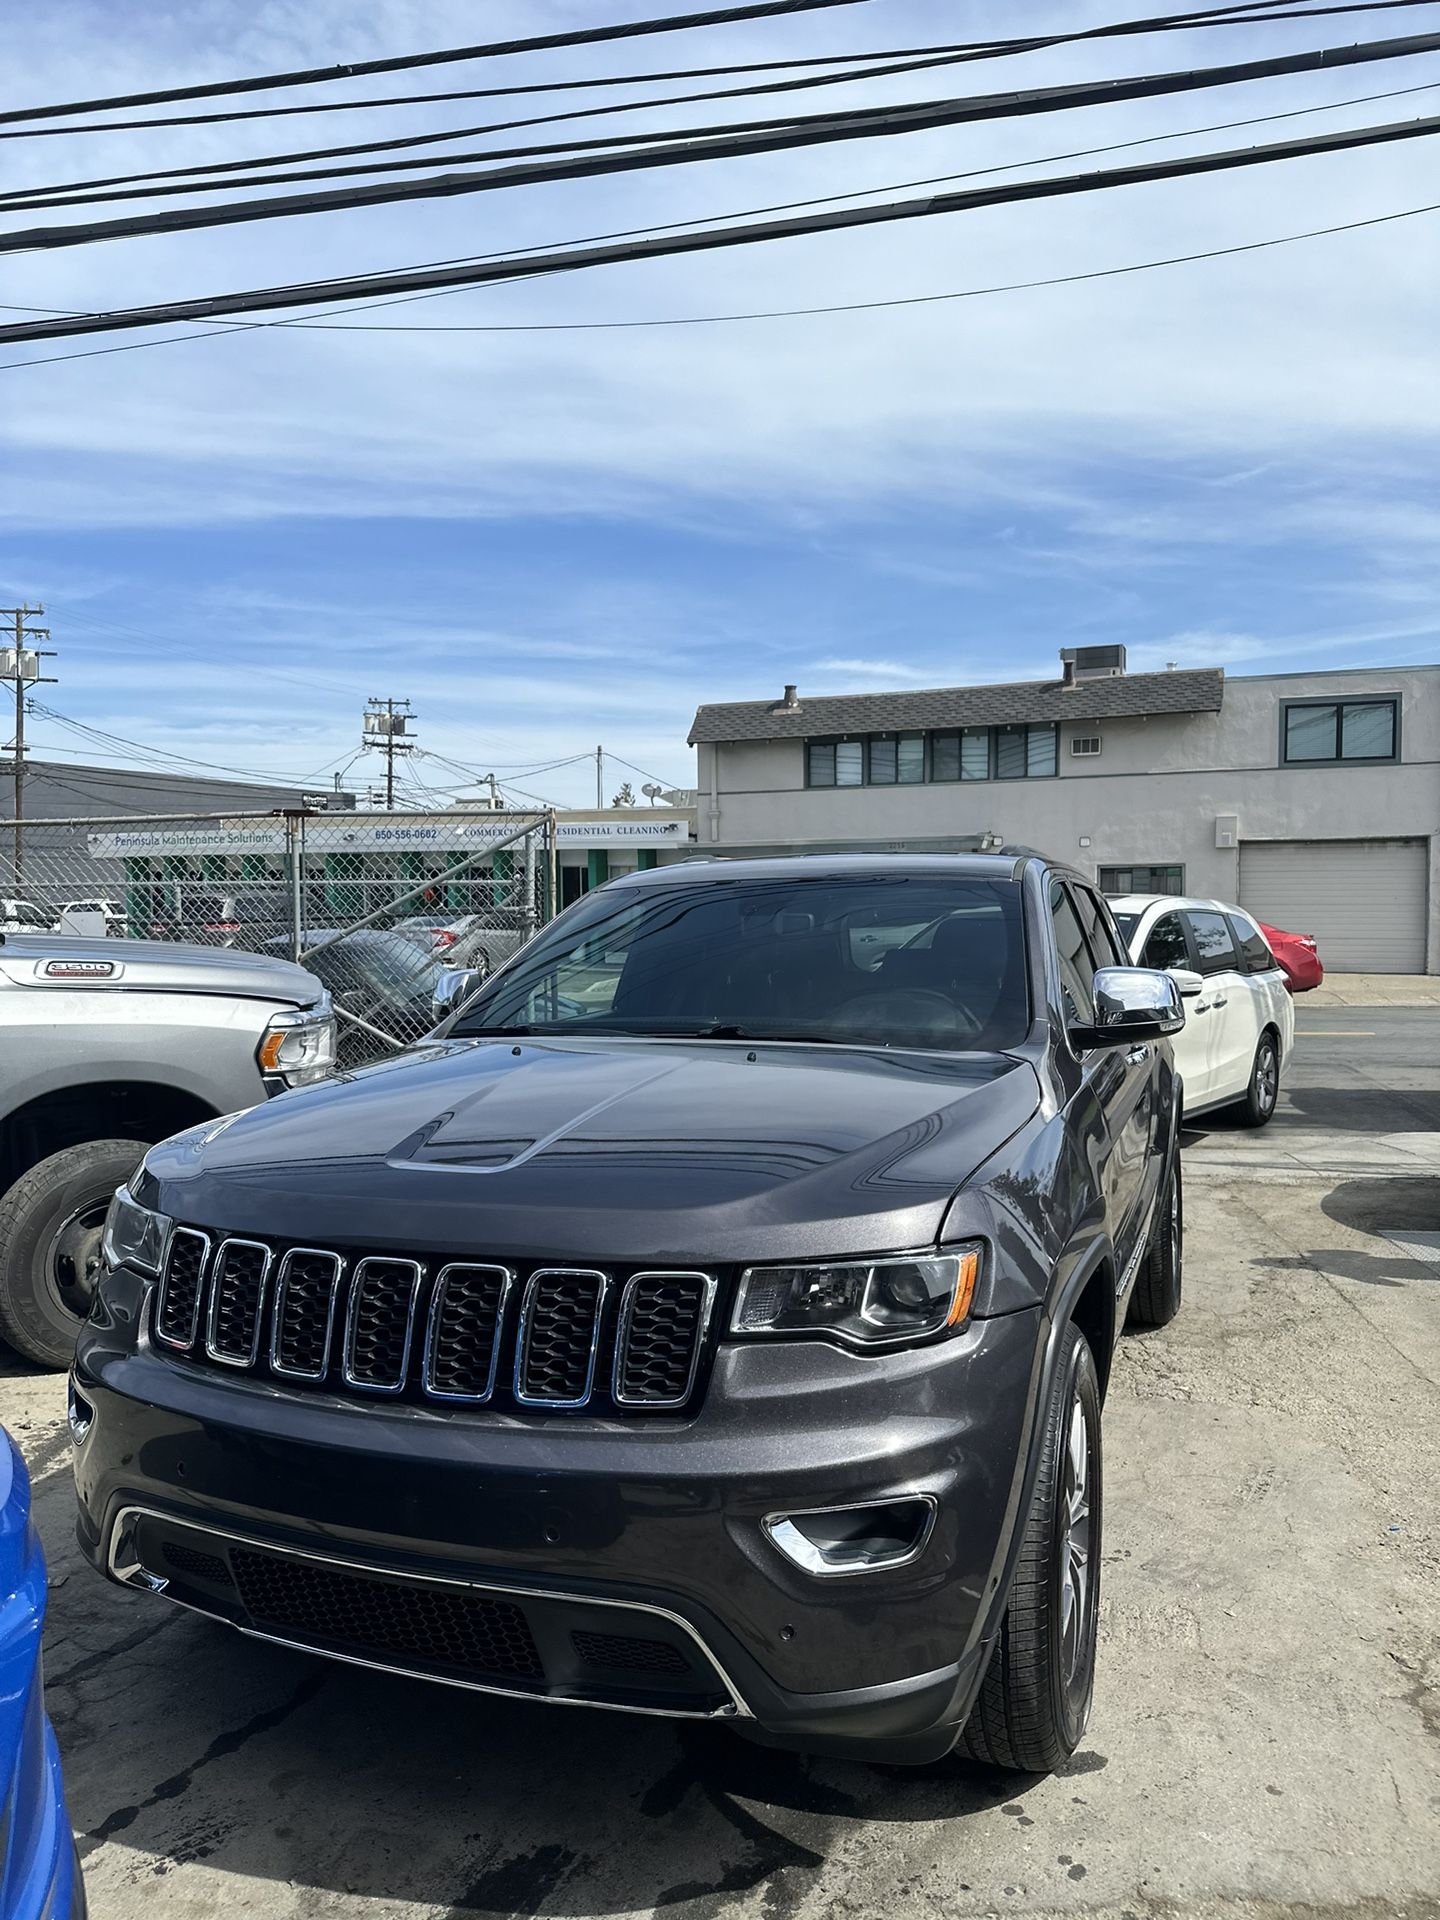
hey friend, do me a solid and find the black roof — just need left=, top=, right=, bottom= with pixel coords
left=609, top=852, right=1030, bottom=886
left=688, top=668, right=1224, bottom=743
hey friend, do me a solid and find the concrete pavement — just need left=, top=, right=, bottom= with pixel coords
left=6, top=1007, right=1437, bottom=1919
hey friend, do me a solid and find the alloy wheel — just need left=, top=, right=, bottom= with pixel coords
left=1256, top=1042, right=1278, bottom=1113
left=1058, top=1395, right=1094, bottom=1693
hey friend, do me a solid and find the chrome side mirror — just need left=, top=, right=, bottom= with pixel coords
left=1071, top=965, right=1184, bottom=1048
left=432, top=966, right=484, bottom=1023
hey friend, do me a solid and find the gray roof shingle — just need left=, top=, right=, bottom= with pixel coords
left=688, top=668, right=1224, bottom=744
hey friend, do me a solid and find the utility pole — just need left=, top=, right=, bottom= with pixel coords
left=595, top=744, right=603, bottom=810
left=1, top=605, right=57, bottom=885
left=361, top=697, right=414, bottom=811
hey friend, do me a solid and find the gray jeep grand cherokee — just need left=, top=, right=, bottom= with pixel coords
left=73, top=854, right=1184, bottom=1772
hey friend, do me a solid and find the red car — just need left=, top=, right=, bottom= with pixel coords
left=1259, top=922, right=1324, bottom=993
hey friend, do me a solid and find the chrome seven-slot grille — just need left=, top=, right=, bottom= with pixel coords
left=151, top=1226, right=716, bottom=1415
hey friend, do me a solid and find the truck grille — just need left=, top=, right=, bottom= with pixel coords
left=152, top=1233, right=717, bottom=1416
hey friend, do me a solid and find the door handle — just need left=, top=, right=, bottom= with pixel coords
left=1211, top=995, right=1228, bottom=1008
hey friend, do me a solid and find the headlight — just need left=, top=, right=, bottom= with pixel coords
left=101, top=1187, right=172, bottom=1276
left=731, top=1246, right=981, bottom=1349
left=257, top=999, right=336, bottom=1087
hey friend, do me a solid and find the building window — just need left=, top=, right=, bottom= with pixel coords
left=808, top=722, right=1056, bottom=788
left=1281, top=697, right=1398, bottom=765
left=868, top=734, right=898, bottom=784
left=896, top=733, right=925, bottom=783
left=806, top=738, right=865, bottom=787
left=1071, top=735, right=1102, bottom=757
left=995, top=723, right=1057, bottom=780
left=1098, top=864, right=1185, bottom=896
left=961, top=728, right=990, bottom=780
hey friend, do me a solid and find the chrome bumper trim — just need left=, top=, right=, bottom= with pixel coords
left=105, top=1504, right=750, bottom=1722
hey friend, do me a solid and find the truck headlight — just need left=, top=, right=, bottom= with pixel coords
left=731, top=1247, right=981, bottom=1349
left=101, top=1187, right=171, bottom=1277
left=257, top=999, right=336, bottom=1088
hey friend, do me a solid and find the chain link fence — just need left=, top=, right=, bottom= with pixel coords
left=0, top=808, right=556, bottom=1065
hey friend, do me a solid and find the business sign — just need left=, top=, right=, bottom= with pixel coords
left=88, top=814, right=692, bottom=861
left=87, top=826, right=287, bottom=859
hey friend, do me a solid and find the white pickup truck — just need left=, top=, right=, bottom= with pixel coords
left=0, top=932, right=334, bottom=1367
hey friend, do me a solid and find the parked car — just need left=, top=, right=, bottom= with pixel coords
left=147, top=891, right=287, bottom=949
left=0, top=931, right=334, bottom=1367
left=0, top=1428, right=84, bottom=1918
left=0, top=900, right=57, bottom=936
left=394, top=912, right=525, bottom=973
left=1258, top=921, right=1324, bottom=994
left=266, top=929, right=444, bottom=1065
left=76, top=853, right=1186, bottom=1774
left=1108, top=894, right=1294, bottom=1123
left=56, top=898, right=128, bottom=936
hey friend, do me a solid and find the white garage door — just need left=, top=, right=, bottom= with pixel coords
left=1239, top=838, right=1429, bottom=974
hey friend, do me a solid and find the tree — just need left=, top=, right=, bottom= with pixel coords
left=610, top=782, right=635, bottom=808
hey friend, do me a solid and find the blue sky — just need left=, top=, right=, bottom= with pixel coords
left=3, top=0, right=1438, bottom=808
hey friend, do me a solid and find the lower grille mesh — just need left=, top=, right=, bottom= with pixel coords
left=572, top=1630, right=690, bottom=1675
left=229, top=1549, right=544, bottom=1680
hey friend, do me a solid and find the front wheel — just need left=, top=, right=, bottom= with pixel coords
left=1234, top=1032, right=1280, bottom=1127
left=0, top=1139, right=149, bottom=1368
left=961, top=1322, right=1102, bottom=1773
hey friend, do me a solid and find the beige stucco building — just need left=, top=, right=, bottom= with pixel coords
left=689, top=649, right=1439, bottom=974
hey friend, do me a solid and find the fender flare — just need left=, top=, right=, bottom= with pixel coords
left=963, top=1233, right=1115, bottom=1692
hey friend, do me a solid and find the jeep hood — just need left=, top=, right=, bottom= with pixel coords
left=141, top=1035, right=1040, bottom=1265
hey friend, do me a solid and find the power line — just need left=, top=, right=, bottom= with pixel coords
left=5, top=0, right=1433, bottom=143
left=4, top=108, right=1436, bottom=348
left=294, top=197, right=1440, bottom=332
left=9, top=27, right=1439, bottom=243
left=0, top=0, right=872, bottom=128
left=10, top=27, right=1440, bottom=250
left=6, top=72, right=1435, bottom=372
left=30, top=702, right=350, bottom=789
left=11, top=0, right=1434, bottom=203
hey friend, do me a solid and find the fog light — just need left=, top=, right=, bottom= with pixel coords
left=67, top=1377, right=93, bottom=1444
left=765, top=1496, right=937, bottom=1577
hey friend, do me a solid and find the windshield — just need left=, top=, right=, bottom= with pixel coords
left=451, top=874, right=1028, bottom=1051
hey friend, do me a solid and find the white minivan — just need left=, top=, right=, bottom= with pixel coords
left=1108, top=894, right=1294, bottom=1124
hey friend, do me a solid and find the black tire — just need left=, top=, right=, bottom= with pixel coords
left=961, top=1323, right=1102, bottom=1773
left=0, top=1139, right=149, bottom=1368
left=1234, top=1030, right=1280, bottom=1127
left=1126, top=1152, right=1183, bottom=1329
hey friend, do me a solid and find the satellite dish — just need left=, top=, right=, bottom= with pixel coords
left=641, top=784, right=663, bottom=801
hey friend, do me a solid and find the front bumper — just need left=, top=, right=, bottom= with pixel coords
left=73, top=1277, right=1042, bottom=1760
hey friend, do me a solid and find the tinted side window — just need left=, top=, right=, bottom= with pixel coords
left=1187, top=910, right=1239, bottom=975
left=1227, top=911, right=1274, bottom=974
left=1072, top=885, right=1125, bottom=968
left=1142, top=913, right=1189, bottom=971
left=1049, top=882, right=1096, bottom=1024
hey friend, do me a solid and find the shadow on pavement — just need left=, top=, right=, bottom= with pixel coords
left=37, top=1461, right=1050, bottom=1914
left=1283, top=1088, right=1440, bottom=1134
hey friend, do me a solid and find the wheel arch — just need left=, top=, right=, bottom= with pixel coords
left=0, top=1082, right=221, bottom=1198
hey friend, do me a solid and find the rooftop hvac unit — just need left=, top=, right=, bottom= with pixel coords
left=1059, top=644, right=1127, bottom=680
